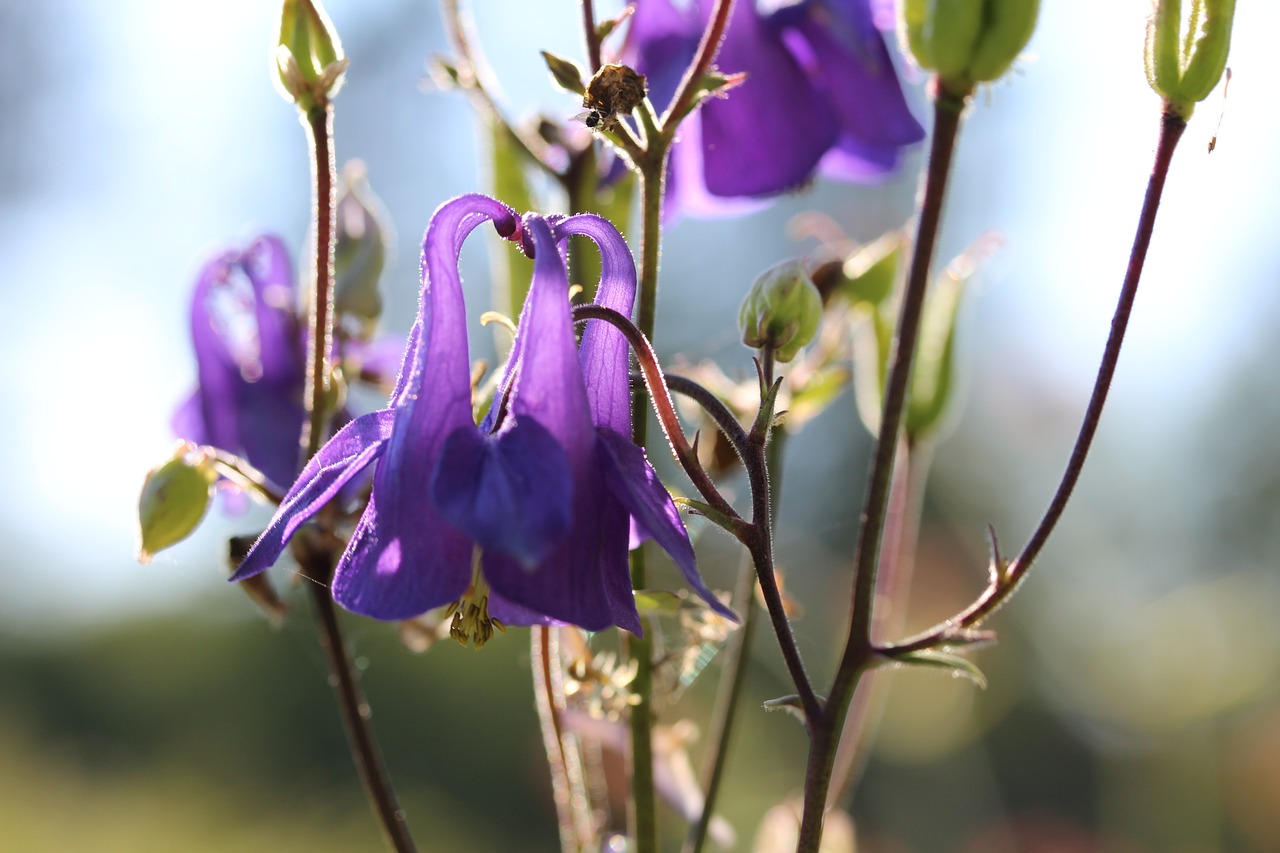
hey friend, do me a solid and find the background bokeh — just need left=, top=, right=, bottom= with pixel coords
left=2, top=1, right=1278, bottom=850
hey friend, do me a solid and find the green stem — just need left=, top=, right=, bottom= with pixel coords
left=626, top=548, right=657, bottom=853
left=796, top=86, right=968, bottom=852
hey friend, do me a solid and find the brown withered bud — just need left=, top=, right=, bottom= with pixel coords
left=582, top=63, right=646, bottom=130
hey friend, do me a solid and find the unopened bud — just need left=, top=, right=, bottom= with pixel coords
left=334, top=160, right=390, bottom=333
left=541, top=50, right=587, bottom=96
left=1146, top=0, right=1236, bottom=119
left=900, top=0, right=1041, bottom=96
left=138, top=443, right=218, bottom=563
left=274, top=0, right=348, bottom=110
left=739, top=259, right=822, bottom=363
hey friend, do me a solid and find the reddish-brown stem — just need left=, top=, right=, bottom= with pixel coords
left=884, top=110, right=1189, bottom=656
left=581, top=0, right=602, bottom=72
left=796, top=87, right=969, bottom=852
left=660, top=0, right=735, bottom=131
left=301, top=106, right=337, bottom=459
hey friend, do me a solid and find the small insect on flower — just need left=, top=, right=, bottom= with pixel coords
left=581, top=63, right=647, bottom=130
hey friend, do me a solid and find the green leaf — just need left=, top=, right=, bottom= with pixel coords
left=762, top=694, right=810, bottom=724
left=788, top=365, right=850, bottom=426
left=890, top=649, right=988, bottom=689
left=839, top=231, right=903, bottom=308
left=634, top=589, right=685, bottom=616
left=674, top=497, right=747, bottom=541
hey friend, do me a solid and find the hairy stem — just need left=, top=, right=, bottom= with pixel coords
left=301, top=105, right=337, bottom=459
left=298, top=101, right=416, bottom=853
left=683, top=432, right=785, bottom=853
left=303, top=566, right=417, bottom=853
left=581, top=0, right=602, bottom=73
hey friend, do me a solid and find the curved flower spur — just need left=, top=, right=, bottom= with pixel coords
left=231, top=193, right=732, bottom=641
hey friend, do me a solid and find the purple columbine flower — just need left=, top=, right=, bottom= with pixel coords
left=230, top=194, right=731, bottom=640
left=621, top=0, right=925, bottom=217
left=172, top=235, right=306, bottom=491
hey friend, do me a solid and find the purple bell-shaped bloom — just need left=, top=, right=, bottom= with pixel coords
left=621, top=0, right=925, bottom=217
left=172, top=235, right=305, bottom=490
left=231, top=194, right=731, bottom=638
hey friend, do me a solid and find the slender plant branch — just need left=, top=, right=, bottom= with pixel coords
left=206, top=449, right=285, bottom=505
left=532, top=627, right=595, bottom=852
left=795, top=87, right=969, bottom=852
left=660, top=373, right=754, bottom=467
left=301, top=106, right=338, bottom=459
left=296, top=101, right=417, bottom=853
left=882, top=110, right=1189, bottom=656
left=300, top=553, right=418, bottom=853
left=826, top=438, right=927, bottom=809
left=659, top=0, right=735, bottom=133
left=577, top=307, right=740, bottom=523
left=683, top=431, right=786, bottom=853
left=440, top=0, right=561, bottom=177
left=581, top=0, right=602, bottom=73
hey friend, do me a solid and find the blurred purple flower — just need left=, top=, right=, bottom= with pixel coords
left=172, top=234, right=305, bottom=491
left=621, top=0, right=925, bottom=217
left=230, top=194, right=731, bottom=637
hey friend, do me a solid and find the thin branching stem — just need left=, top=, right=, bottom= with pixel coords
left=795, top=87, right=969, bottom=852
left=683, top=431, right=785, bottom=853
left=581, top=0, right=602, bottom=73
left=440, top=0, right=561, bottom=177
left=296, top=100, right=417, bottom=853
left=882, top=110, right=1189, bottom=656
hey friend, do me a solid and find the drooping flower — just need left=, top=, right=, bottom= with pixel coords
left=172, top=235, right=306, bottom=490
left=230, top=194, right=731, bottom=639
left=621, top=0, right=925, bottom=217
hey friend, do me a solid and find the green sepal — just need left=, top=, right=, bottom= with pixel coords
left=1175, top=0, right=1236, bottom=106
left=274, top=0, right=347, bottom=110
left=967, top=0, right=1041, bottom=83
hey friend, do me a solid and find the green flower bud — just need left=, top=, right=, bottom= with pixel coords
left=334, top=160, right=391, bottom=334
left=273, top=0, right=348, bottom=110
left=900, top=0, right=1041, bottom=96
left=540, top=50, right=587, bottom=96
left=1145, top=0, right=1236, bottom=119
left=137, top=443, right=218, bottom=563
left=738, top=259, right=822, bottom=363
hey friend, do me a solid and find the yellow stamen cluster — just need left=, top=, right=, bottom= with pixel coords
left=444, top=555, right=507, bottom=649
